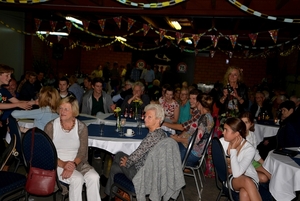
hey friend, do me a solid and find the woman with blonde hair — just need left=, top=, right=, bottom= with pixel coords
left=217, top=66, right=248, bottom=115
left=12, top=86, right=60, bottom=130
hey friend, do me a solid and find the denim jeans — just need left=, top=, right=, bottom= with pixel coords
left=178, top=142, right=200, bottom=167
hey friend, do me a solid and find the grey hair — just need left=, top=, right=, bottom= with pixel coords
left=132, top=81, right=145, bottom=91
left=144, top=104, right=165, bottom=124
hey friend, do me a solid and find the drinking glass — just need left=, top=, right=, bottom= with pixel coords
left=99, top=121, right=105, bottom=136
left=120, top=118, right=126, bottom=136
left=136, top=114, right=142, bottom=135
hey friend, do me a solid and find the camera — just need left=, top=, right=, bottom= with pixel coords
left=226, top=83, right=234, bottom=94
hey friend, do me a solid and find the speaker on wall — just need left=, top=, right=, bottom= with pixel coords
left=52, top=43, right=64, bottom=60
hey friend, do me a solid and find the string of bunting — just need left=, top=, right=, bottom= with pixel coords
left=116, top=38, right=167, bottom=51
left=114, top=0, right=186, bottom=8
left=0, top=20, right=35, bottom=35
left=0, top=0, right=50, bottom=3
left=227, top=0, right=300, bottom=23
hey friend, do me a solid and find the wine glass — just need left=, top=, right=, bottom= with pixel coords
left=120, top=118, right=126, bottom=136
left=99, top=121, right=105, bottom=136
left=136, top=114, right=142, bottom=135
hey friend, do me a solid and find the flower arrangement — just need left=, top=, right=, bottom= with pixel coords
left=114, top=107, right=122, bottom=131
left=133, top=99, right=143, bottom=119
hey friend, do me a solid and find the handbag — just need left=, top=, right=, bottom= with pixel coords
left=114, top=189, right=130, bottom=201
left=25, top=128, right=56, bottom=196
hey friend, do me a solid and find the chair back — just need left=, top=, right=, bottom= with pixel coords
left=8, top=116, right=23, bottom=157
left=22, top=128, right=57, bottom=171
left=181, top=128, right=198, bottom=170
left=0, top=134, right=16, bottom=171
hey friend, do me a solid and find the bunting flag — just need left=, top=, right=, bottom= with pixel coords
left=95, top=44, right=100, bottom=50
left=210, top=50, right=215, bottom=58
left=243, top=50, right=249, bottom=57
left=113, top=16, right=122, bottom=29
left=65, top=21, right=72, bottom=34
left=82, top=20, right=90, bottom=31
left=194, top=49, right=198, bottom=56
left=166, top=41, right=171, bottom=48
left=127, top=18, right=136, bottom=31
left=154, top=39, right=159, bottom=45
left=159, top=28, right=166, bottom=42
left=228, top=35, right=238, bottom=48
left=143, top=24, right=150, bottom=36
left=98, top=19, right=106, bottom=32
left=121, top=44, right=125, bottom=51
left=175, top=32, right=184, bottom=44
left=228, top=51, right=233, bottom=58
left=269, top=29, right=278, bottom=44
left=211, top=35, right=220, bottom=48
left=248, top=33, right=258, bottom=46
left=68, top=39, right=73, bottom=46
left=138, top=42, right=143, bottom=49
left=192, top=34, right=201, bottom=47
left=49, top=21, right=57, bottom=32
left=57, top=36, right=62, bottom=42
left=34, top=18, right=41, bottom=31
left=45, top=31, right=50, bottom=38
left=180, top=45, right=185, bottom=52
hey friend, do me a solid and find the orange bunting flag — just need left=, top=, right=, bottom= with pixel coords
left=180, top=45, right=185, bottom=52
left=143, top=24, right=150, bottom=36
left=228, top=35, right=238, bottom=48
left=49, top=21, right=57, bottom=32
left=57, top=36, right=62, bottom=42
left=248, top=33, right=258, bottom=46
left=210, top=50, right=215, bottom=58
left=194, top=49, right=198, bottom=56
left=228, top=51, right=233, bottom=58
left=95, top=44, right=100, bottom=50
left=138, top=42, right=143, bottom=49
left=154, top=39, right=159, bottom=45
left=211, top=35, right=220, bottom=48
left=269, top=29, right=278, bottom=44
left=65, top=21, right=72, bottom=34
left=113, top=16, right=122, bottom=29
left=127, top=18, right=136, bottom=31
left=166, top=41, right=171, bottom=48
left=192, top=34, right=201, bottom=48
left=98, top=19, right=106, bottom=32
left=121, top=44, right=125, bottom=51
left=159, top=28, right=166, bottom=42
left=243, top=50, right=249, bottom=57
left=176, top=32, right=184, bottom=44
left=34, top=18, right=41, bottom=31
left=82, top=20, right=90, bottom=31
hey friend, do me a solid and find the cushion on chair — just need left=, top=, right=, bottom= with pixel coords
left=0, top=171, right=26, bottom=196
left=114, top=173, right=135, bottom=193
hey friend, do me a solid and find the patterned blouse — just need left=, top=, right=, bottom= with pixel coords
left=161, top=100, right=179, bottom=120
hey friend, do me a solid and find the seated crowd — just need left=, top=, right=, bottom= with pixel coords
left=1, top=62, right=300, bottom=201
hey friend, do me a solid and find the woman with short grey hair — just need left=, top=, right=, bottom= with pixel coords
left=144, top=103, right=165, bottom=124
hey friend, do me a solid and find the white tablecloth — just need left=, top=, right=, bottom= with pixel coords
left=96, top=113, right=145, bottom=127
left=254, top=124, right=279, bottom=144
left=263, top=149, right=300, bottom=201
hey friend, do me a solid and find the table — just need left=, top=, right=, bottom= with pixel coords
left=96, top=113, right=145, bottom=127
left=263, top=148, right=300, bottom=201
left=254, top=123, right=279, bottom=144
left=88, top=124, right=148, bottom=155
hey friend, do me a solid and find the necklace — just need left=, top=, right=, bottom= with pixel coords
left=60, top=118, right=76, bottom=133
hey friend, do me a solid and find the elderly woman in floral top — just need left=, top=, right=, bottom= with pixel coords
left=102, top=104, right=167, bottom=200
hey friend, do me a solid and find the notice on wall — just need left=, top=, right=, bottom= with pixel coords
left=177, top=62, right=187, bottom=73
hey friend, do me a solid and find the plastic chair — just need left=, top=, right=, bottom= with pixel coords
left=0, top=134, right=26, bottom=201
left=211, top=137, right=238, bottom=201
left=22, top=128, right=63, bottom=201
left=8, top=116, right=24, bottom=172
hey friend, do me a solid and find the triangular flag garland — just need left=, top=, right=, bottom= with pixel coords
left=34, top=18, right=41, bottom=31
left=113, top=16, right=122, bottom=29
left=65, top=21, right=72, bottom=34
left=57, top=35, right=62, bottom=42
left=159, top=28, right=167, bottom=42
left=269, top=29, right=279, bottom=44
left=127, top=18, right=136, bottom=31
left=98, top=19, right=106, bottom=32
left=210, top=50, right=215, bottom=58
left=228, top=51, right=233, bottom=58
left=166, top=41, right=171, bottom=48
left=154, top=39, right=159, bottom=45
left=244, top=50, right=249, bottom=57
left=143, top=24, right=150, bottom=36
left=138, top=42, right=143, bottom=49
left=192, top=34, right=201, bottom=48
left=211, top=35, right=220, bottom=48
left=180, top=45, right=185, bottom=52
left=175, top=32, right=184, bottom=44
left=82, top=20, right=90, bottom=31
left=194, top=49, right=198, bottom=56
left=49, top=21, right=57, bottom=32
left=248, top=33, right=258, bottom=46
left=95, top=44, right=100, bottom=50
left=228, top=35, right=238, bottom=48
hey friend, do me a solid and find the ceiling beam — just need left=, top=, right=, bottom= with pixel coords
left=276, top=0, right=290, bottom=10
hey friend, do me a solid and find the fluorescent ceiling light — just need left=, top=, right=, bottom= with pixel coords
left=115, top=36, right=127, bottom=42
left=66, top=16, right=83, bottom=25
left=36, top=31, right=69, bottom=36
left=171, top=21, right=182, bottom=30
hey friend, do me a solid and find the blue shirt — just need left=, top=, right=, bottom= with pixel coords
left=178, top=101, right=191, bottom=124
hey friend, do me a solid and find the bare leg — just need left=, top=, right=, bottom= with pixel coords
left=257, top=172, right=269, bottom=183
left=239, top=188, right=250, bottom=201
left=256, top=166, right=271, bottom=180
left=232, top=175, right=262, bottom=201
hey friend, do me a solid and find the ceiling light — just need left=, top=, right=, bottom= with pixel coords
left=66, top=16, right=83, bottom=25
left=36, top=31, right=69, bottom=36
left=171, top=21, right=182, bottom=30
left=115, top=36, right=127, bottom=42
